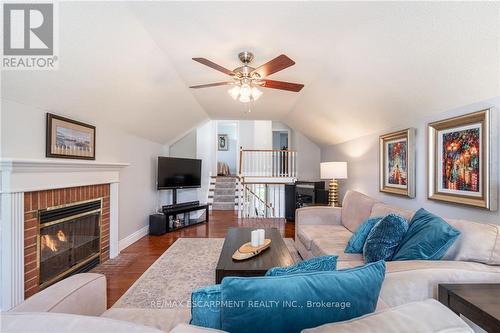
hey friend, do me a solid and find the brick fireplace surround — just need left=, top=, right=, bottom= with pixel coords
left=23, top=184, right=111, bottom=299
left=0, top=159, right=128, bottom=310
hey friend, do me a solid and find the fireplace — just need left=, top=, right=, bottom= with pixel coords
left=38, top=199, right=102, bottom=289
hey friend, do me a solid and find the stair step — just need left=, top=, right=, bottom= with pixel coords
left=214, top=188, right=234, bottom=195
left=212, top=203, right=236, bottom=210
left=215, top=183, right=236, bottom=189
left=215, top=177, right=237, bottom=183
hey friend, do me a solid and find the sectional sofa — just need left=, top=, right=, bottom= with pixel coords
left=295, top=190, right=500, bottom=308
left=2, top=190, right=498, bottom=332
left=2, top=273, right=474, bottom=332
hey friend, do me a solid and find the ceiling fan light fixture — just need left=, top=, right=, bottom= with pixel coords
left=250, top=87, right=262, bottom=101
left=228, top=85, right=240, bottom=100
left=191, top=52, right=304, bottom=103
left=239, top=94, right=251, bottom=103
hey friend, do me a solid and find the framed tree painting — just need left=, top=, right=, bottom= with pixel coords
left=379, top=128, right=416, bottom=198
left=218, top=134, right=229, bottom=151
left=46, top=113, right=96, bottom=160
left=428, top=109, right=496, bottom=210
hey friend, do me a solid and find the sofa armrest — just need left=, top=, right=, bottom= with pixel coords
left=295, top=206, right=343, bottom=245
left=296, top=206, right=342, bottom=227
left=10, top=273, right=106, bottom=316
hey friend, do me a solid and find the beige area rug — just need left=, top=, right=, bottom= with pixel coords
left=112, top=238, right=300, bottom=309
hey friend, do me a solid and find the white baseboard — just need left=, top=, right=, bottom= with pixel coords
left=118, top=225, right=149, bottom=251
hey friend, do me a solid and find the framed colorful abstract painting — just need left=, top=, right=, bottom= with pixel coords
left=428, top=109, right=496, bottom=210
left=379, top=128, right=416, bottom=197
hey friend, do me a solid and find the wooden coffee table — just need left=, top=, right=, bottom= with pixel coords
left=438, top=284, right=500, bottom=332
left=215, top=227, right=294, bottom=284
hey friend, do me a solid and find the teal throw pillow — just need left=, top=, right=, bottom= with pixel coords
left=392, top=208, right=460, bottom=261
left=345, top=216, right=383, bottom=253
left=363, top=213, right=409, bottom=263
left=265, top=255, right=337, bottom=276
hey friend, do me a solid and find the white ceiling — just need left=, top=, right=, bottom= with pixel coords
left=2, top=1, right=499, bottom=146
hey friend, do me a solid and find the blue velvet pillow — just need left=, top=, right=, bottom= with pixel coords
left=192, top=256, right=339, bottom=328
left=363, top=214, right=409, bottom=263
left=392, top=208, right=460, bottom=261
left=265, top=255, right=338, bottom=276
left=220, top=261, right=386, bottom=333
left=191, top=284, right=222, bottom=329
left=345, top=217, right=383, bottom=253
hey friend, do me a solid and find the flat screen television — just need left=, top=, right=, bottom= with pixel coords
left=157, top=157, right=202, bottom=189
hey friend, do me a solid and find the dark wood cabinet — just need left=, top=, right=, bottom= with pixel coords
left=285, top=181, right=328, bottom=221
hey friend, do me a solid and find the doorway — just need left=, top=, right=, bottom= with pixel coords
left=216, top=121, right=239, bottom=176
left=273, top=130, right=289, bottom=150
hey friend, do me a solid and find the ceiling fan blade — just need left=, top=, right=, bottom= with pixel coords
left=192, top=58, right=234, bottom=76
left=252, top=54, right=295, bottom=78
left=261, top=79, right=304, bottom=92
left=189, top=82, right=233, bottom=89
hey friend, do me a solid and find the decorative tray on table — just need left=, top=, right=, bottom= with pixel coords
left=232, top=239, right=271, bottom=260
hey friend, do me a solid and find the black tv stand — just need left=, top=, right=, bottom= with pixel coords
left=149, top=201, right=209, bottom=235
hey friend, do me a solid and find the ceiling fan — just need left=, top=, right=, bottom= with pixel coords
left=189, top=51, right=304, bottom=103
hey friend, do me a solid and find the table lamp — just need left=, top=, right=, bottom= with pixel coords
left=320, top=162, right=348, bottom=207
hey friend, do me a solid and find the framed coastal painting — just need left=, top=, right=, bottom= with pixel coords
left=46, top=113, right=96, bottom=160
left=379, top=128, right=416, bottom=198
left=428, top=109, right=496, bottom=210
left=218, top=134, right=229, bottom=151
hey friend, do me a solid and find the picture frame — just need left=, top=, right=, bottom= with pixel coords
left=46, top=113, right=96, bottom=160
left=218, top=134, right=229, bottom=151
left=379, top=128, right=416, bottom=198
left=428, top=109, right=496, bottom=210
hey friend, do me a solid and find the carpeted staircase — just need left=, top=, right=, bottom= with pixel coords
left=212, top=176, right=237, bottom=210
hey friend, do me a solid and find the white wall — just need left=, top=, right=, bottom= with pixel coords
left=253, top=121, right=273, bottom=150
left=239, top=120, right=273, bottom=150
left=238, top=120, right=254, bottom=150
left=1, top=99, right=164, bottom=241
left=197, top=121, right=217, bottom=203
left=321, top=97, right=500, bottom=224
left=292, top=130, right=321, bottom=181
left=169, top=130, right=196, bottom=159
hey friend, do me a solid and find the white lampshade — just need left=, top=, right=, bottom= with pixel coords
left=320, top=162, right=348, bottom=179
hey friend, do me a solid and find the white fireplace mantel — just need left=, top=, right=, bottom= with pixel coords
left=0, top=158, right=129, bottom=310
left=1, top=158, right=129, bottom=193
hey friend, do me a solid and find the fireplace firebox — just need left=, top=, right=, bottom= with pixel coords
left=38, top=199, right=102, bottom=289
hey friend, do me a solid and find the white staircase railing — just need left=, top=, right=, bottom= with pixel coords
left=239, top=148, right=297, bottom=178
left=238, top=181, right=285, bottom=218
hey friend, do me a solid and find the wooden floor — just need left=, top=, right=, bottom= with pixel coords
left=93, top=210, right=295, bottom=308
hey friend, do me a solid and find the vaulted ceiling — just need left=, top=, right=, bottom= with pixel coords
left=2, top=1, right=499, bottom=146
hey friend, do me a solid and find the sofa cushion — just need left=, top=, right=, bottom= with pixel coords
left=393, top=209, right=460, bottom=261
left=311, top=238, right=364, bottom=263
left=380, top=260, right=500, bottom=307
left=298, top=225, right=352, bottom=251
left=102, top=308, right=191, bottom=333
left=170, top=324, right=228, bottom=333
left=444, top=219, right=500, bottom=265
left=345, top=217, right=383, bottom=254
left=266, top=255, right=338, bottom=276
left=301, top=299, right=472, bottom=333
left=10, top=273, right=106, bottom=316
left=370, top=203, right=414, bottom=221
left=220, top=261, right=386, bottom=333
left=1, top=312, right=165, bottom=333
left=341, top=191, right=379, bottom=232
left=363, top=214, right=409, bottom=263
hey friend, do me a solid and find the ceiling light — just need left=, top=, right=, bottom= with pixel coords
left=250, top=87, right=262, bottom=101
left=228, top=86, right=240, bottom=100
left=227, top=83, right=262, bottom=103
